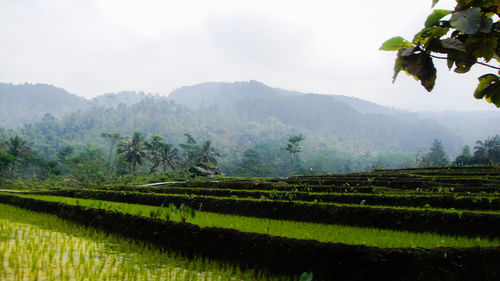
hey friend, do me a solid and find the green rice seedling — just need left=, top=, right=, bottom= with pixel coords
left=162, top=203, right=177, bottom=221
left=149, top=207, right=163, bottom=219
left=0, top=203, right=292, bottom=281
left=178, top=203, right=196, bottom=223
left=5, top=194, right=500, bottom=248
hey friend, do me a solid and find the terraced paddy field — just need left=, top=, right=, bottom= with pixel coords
left=1, top=166, right=499, bottom=280
left=0, top=204, right=289, bottom=281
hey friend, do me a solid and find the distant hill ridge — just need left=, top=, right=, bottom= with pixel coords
left=0, top=83, right=160, bottom=128
left=0, top=83, right=89, bottom=128
left=0, top=80, right=413, bottom=129
left=167, top=80, right=411, bottom=117
left=0, top=81, right=498, bottom=143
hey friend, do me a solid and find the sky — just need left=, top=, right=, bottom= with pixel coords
left=0, top=0, right=497, bottom=112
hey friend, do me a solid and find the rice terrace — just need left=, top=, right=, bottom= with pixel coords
left=2, top=0, right=500, bottom=280
left=0, top=166, right=499, bottom=280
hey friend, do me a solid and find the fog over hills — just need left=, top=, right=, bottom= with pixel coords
left=168, top=80, right=395, bottom=114
left=167, top=81, right=499, bottom=141
left=0, top=83, right=89, bottom=128
left=1, top=81, right=498, bottom=155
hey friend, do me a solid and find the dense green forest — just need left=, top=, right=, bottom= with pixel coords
left=0, top=81, right=499, bottom=184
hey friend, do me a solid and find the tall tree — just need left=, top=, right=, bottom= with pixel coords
left=117, top=132, right=146, bottom=173
left=158, top=143, right=180, bottom=171
left=0, top=151, right=15, bottom=177
left=6, top=135, right=32, bottom=178
left=285, top=134, right=305, bottom=175
left=453, top=145, right=474, bottom=166
left=381, top=0, right=500, bottom=107
left=69, top=145, right=107, bottom=186
left=145, top=136, right=179, bottom=173
left=421, top=139, right=449, bottom=167
left=474, top=135, right=500, bottom=164
left=56, top=146, right=74, bottom=175
left=235, top=148, right=272, bottom=177
left=100, top=133, right=122, bottom=163
left=145, top=135, right=164, bottom=173
left=179, top=133, right=200, bottom=168
left=196, top=140, right=220, bottom=166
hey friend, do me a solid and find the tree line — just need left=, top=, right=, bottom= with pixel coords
left=0, top=132, right=220, bottom=186
left=1, top=122, right=498, bottom=185
left=418, top=135, right=500, bottom=167
left=0, top=131, right=308, bottom=185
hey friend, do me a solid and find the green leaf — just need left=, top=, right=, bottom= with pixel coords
left=392, top=53, right=404, bottom=83
left=413, top=27, right=449, bottom=47
left=447, top=56, right=454, bottom=70
left=465, top=36, right=498, bottom=62
left=482, top=82, right=500, bottom=107
left=450, top=7, right=482, bottom=34
left=401, top=52, right=437, bottom=92
left=393, top=48, right=416, bottom=82
left=432, top=0, right=439, bottom=8
left=380, top=36, right=414, bottom=51
left=490, top=89, right=500, bottom=107
left=441, top=38, right=466, bottom=52
left=474, top=74, right=500, bottom=99
left=450, top=50, right=476, bottom=73
left=425, top=10, right=452, bottom=28
left=479, top=17, right=493, bottom=33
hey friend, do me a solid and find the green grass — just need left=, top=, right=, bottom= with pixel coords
left=7, top=193, right=500, bottom=249
left=0, top=203, right=291, bottom=281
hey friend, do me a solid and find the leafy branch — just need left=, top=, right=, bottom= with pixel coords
left=380, top=0, right=500, bottom=107
left=429, top=54, right=500, bottom=70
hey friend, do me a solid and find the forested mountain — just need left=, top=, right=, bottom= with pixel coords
left=1, top=81, right=498, bottom=176
left=0, top=83, right=89, bottom=128
left=169, top=81, right=499, bottom=143
left=168, top=80, right=300, bottom=110
left=168, top=81, right=461, bottom=153
left=168, top=80, right=408, bottom=116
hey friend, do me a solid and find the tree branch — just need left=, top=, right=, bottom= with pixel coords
left=430, top=54, right=500, bottom=70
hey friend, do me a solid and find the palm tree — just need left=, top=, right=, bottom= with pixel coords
left=179, top=133, right=200, bottom=168
left=474, top=135, right=500, bottom=164
left=145, top=136, right=180, bottom=173
left=117, top=132, right=146, bottom=173
left=6, top=135, right=32, bottom=178
left=196, top=140, right=220, bottom=166
left=145, top=136, right=164, bottom=173
left=159, top=143, right=180, bottom=171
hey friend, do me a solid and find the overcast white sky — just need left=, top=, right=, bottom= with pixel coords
left=0, top=0, right=497, bottom=111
